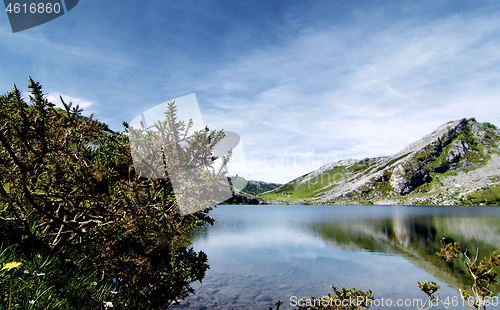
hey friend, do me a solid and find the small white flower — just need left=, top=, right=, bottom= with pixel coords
left=92, top=281, right=97, bottom=286
left=29, top=300, right=35, bottom=304
left=110, top=290, right=118, bottom=294
left=103, top=301, right=113, bottom=308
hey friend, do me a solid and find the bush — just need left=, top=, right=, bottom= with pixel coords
left=433, top=238, right=500, bottom=309
left=0, top=78, right=229, bottom=308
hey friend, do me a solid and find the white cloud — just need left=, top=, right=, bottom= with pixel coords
left=46, top=93, right=94, bottom=110
left=201, top=8, right=500, bottom=183
left=4, top=2, right=500, bottom=184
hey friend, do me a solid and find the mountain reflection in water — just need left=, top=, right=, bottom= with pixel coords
left=178, top=205, right=500, bottom=309
left=311, top=214, right=500, bottom=292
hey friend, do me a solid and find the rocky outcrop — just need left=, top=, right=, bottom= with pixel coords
left=298, top=158, right=359, bottom=185
left=445, top=139, right=469, bottom=164
left=390, top=163, right=431, bottom=195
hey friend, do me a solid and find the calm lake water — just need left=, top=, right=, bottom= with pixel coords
left=175, top=205, right=500, bottom=310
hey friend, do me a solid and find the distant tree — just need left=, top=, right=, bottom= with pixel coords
left=241, top=180, right=282, bottom=195
left=0, top=77, right=229, bottom=308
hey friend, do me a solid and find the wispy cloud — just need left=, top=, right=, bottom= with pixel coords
left=47, top=93, right=94, bottom=110
left=200, top=6, right=500, bottom=182
left=2, top=1, right=500, bottom=183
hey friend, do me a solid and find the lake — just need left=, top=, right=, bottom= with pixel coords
left=174, top=205, right=500, bottom=309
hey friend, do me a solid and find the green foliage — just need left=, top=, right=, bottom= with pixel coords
left=418, top=281, right=440, bottom=297
left=419, top=238, right=500, bottom=309
left=0, top=241, right=112, bottom=309
left=428, top=128, right=487, bottom=171
left=413, top=180, right=435, bottom=194
left=281, top=286, right=374, bottom=310
left=0, top=78, right=227, bottom=308
left=483, top=122, right=497, bottom=130
left=417, top=281, right=443, bottom=309
left=126, top=99, right=230, bottom=215
left=464, top=185, right=500, bottom=206
left=236, top=179, right=281, bottom=195
left=373, top=153, right=408, bottom=174
left=361, top=171, right=392, bottom=198
left=347, top=159, right=371, bottom=173
left=436, top=239, right=461, bottom=262
left=265, top=300, right=284, bottom=310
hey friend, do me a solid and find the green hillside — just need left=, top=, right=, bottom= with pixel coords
left=259, top=166, right=346, bottom=201
left=260, top=118, right=500, bottom=205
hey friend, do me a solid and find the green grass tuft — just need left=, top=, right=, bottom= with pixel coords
left=0, top=241, right=116, bottom=309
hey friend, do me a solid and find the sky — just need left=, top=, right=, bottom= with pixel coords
left=1, top=0, right=500, bottom=184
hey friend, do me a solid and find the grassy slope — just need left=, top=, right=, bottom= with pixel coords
left=259, top=166, right=346, bottom=201
left=260, top=120, right=500, bottom=204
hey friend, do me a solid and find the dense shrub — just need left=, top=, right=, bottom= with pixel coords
left=0, top=78, right=227, bottom=308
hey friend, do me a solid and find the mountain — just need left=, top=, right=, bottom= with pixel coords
left=227, top=175, right=281, bottom=195
left=259, top=118, right=500, bottom=205
left=241, top=178, right=281, bottom=195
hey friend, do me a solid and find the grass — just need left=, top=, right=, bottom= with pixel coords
left=0, top=241, right=118, bottom=309
left=372, top=153, right=409, bottom=174
left=346, top=159, right=370, bottom=173
left=464, top=184, right=500, bottom=205
left=259, top=166, right=346, bottom=201
left=439, top=165, right=480, bottom=177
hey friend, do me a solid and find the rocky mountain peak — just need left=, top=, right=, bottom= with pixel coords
left=262, top=118, right=500, bottom=205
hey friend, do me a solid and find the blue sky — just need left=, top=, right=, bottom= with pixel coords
left=1, top=0, right=500, bottom=183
